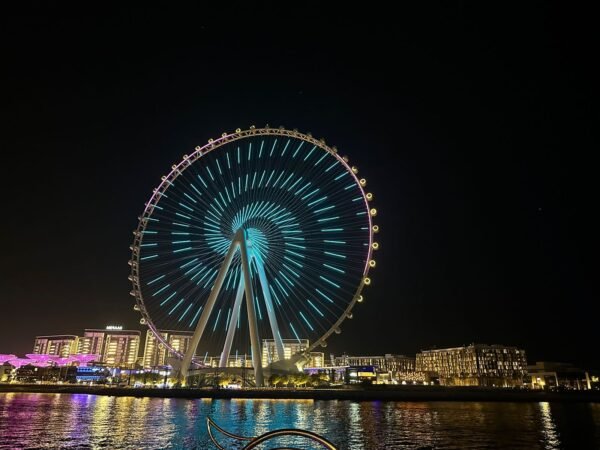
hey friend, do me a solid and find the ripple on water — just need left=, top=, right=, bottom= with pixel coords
left=1, top=393, right=600, bottom=449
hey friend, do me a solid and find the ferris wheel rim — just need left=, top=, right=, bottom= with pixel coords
left=129, top=126, right=376, bottom=359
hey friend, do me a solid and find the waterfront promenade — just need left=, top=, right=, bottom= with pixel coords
left=2, top=383, right=599, bottom=402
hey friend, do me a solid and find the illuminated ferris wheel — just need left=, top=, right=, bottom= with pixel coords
left=129, top=126, right=378, bottom=386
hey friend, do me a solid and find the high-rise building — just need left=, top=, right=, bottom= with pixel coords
left=416, top=344, right=527, bottom=387
left=77, top=330, right=104, bottom=356
left=33, top=335, right=78, bottom=357
left=142, top=330, right=193, bottom=368
left=261, top=339, right=309, bottom=367
left=78, top=327, right=140, bottom=367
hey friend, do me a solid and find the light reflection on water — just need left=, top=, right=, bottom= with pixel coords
left=0, top=393, right=599, bottom=449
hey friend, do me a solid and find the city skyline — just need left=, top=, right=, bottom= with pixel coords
left=1, top=4, right=596, bottom=369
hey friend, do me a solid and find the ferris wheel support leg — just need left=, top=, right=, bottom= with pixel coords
left=239, top=233, right=265, bottom=387
left=253, top=254, right=285, bottom=363
left=219, top=275, right=245, bottom=368
left=180, top=234, right=240, bottom=385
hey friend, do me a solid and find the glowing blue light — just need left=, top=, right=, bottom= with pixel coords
left=321, top=228, right=343, bottom=232
left=140, top=254, right=158, bottom=261
left=189, top=306, right=203, bottom=327
left=184, top=262, right=203, bottom=276
left=270, top=139, right=278, bottom=156
left=317, top=216, right=339, bottom=223
left=168, top=298, right=184, bottom=315
left=319, top=275, right=340, bottom=288
left=179, top=303, right=193, bottom=321
left=307, top=196, right=327, bottom=207
left=315, top=288, right=334, bottom=303
left=173, top=247, right=192, bottom=253
left=304, top=145, right=317, bottom=161
left=290, top=322, right=301, bottom=343
left=292, top=141, right=304, bottom=158
left=299, top=311, right=314, bottom=331
left=325, top=251, right=346, bottom=259
left=323, top=263, right=345, bottom=273
left=313, top=205, right=335, bottom=214
left=284, top=255, right=303, bottom=268
left=152, top=284, right=171, bottom=297
left=206, top=166, right=214, bottom=181
left=307, top=299, right=325, bottom=317
left=180, top=258, right=199, bottom=268
left=147, top=274, right=166, bottom=285
left=213, top=309, right=222, bottom=331
left=197, top=175, right=208, bottom=188
left=281, top=139, right=291, bottom=156
left=325, top=162, right=338, bottom=172
left=314, top=152, right=328, bottom=166
left=184, top=192, right=198, bottom=204
left=160, top=291, right=177, bottom=306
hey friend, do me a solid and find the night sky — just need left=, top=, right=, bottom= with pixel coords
left=1, top=4, right=596, bottom=368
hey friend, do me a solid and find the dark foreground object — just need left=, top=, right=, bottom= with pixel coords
left=1, top=384, right=599, bottom=402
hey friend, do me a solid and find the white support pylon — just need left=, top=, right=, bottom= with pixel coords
left=238, top=231, right=264, bottom=387
left=180, top=230, right=240, bottom=384
left=253, top=253, right=285, bottom=362
left=180, top=229, right=271, bottom=387
left=219, top=275, right=244, bottom=368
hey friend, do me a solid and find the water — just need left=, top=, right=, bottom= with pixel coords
left=0, top=393, right=599, bottom=449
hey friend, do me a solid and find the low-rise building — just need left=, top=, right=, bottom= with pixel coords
left=333, top=353, right=423, bottom=383
left=416, top=344, right=527, bottom=387
left=526, top=361, right=592, bottom=390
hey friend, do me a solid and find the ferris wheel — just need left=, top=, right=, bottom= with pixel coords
left=129, top=126, right=378, bottom=386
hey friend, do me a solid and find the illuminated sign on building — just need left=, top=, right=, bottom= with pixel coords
left=357, top=371, right=376, bottom=378
left=105, top=326, right=123, bottom=331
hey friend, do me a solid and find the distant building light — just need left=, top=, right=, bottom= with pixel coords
left=106, top=326, right=123, bottom=331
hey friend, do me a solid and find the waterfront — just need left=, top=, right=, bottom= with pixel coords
left=1, top=393, right=599, bottom=449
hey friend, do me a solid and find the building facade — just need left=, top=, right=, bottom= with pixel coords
left=333, top=353, right=422, bottom=383
left=526, top=361, right=592, bottom=390
left=142, top=330, right=193, bottom=368
left=261, top=339, right=309, bottom=367
left=33, top=335, right=78, bottom=357
left=78, top=328, right=140, bottom=367
left=416, top=344, right=527, bottom=387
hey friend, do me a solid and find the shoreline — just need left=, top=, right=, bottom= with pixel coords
left=1, top=384, right=599, bottom=402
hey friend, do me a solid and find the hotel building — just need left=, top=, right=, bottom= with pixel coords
left=142, top=330, right=193, bottom=368
left=333, top=353, right=422, bottom=383
left=261, top=339, right=309, bottom=368
left=78, top=327, right=140, bottom=367
left=33, top=335, right=79, bottom=357
left=416, top=344, right=527, bottom=387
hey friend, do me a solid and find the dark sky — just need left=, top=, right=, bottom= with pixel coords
left=1, top=4, right=597, bottom=368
